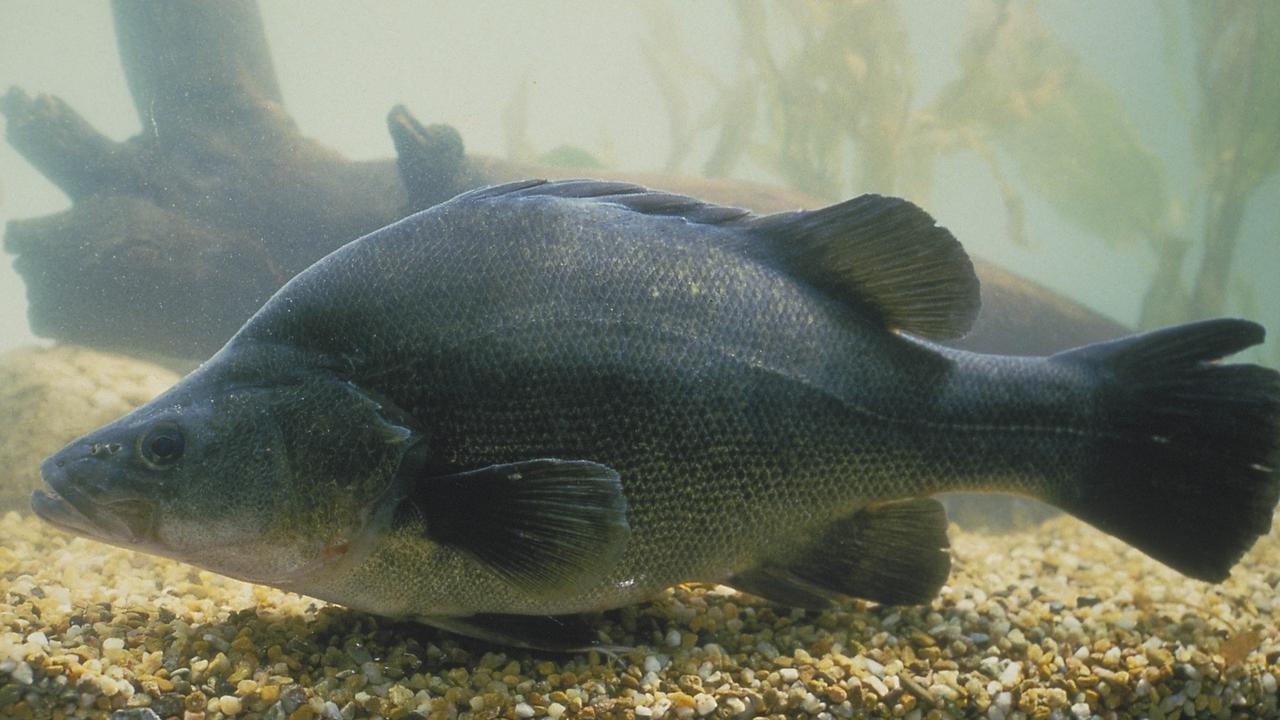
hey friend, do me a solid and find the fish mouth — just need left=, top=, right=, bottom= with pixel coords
left=32, top=457, right=158, bottom=545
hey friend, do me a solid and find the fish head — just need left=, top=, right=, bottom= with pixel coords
left=31, top=370, right=413, bottom=586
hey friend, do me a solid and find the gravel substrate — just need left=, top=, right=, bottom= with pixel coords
left=1, top=507, right=1277, bottom=720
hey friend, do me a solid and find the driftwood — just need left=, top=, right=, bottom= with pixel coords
left=3, top=0, right=1127, bottom=362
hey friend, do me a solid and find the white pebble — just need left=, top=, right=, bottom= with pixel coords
left=779, top=667, right=799, bottom=683
left=644, top=655, right=664, bottom=673
left=724, top=697, right=746, bottom=715
left=635, top=705, right=653, bottom=719
left=694, top=693, right=717, bottom=715
left=547, top=701, right=566, bottom=718
left=986, top=707, right=1006, bottom=720
left=994, top=691, right=1013, bottom=713
left=102, top=637, right=125, bottom=652
left=930, top=683, right=958, bottom=702
left=96, top=675, right=119, bottom=696
left=1070, top=702, right=1092, bottom=719
left=664, top=629, right=682, bottom=647
left=25, top=632, right=48, bottom=648
left=865, top=675, right=890, bottom=698
left=514, top=702, right=535, bottom=718
left=1262, top=672, right=1277, bottom=695
left=12, top=661, right=33, bottom=685
left=865, top=657, right=885, bottom=677
left=998, top=662, right=1022, bottom=688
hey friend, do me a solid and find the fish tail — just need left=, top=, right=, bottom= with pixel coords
left=1048, top=318, right=1280, bottom=582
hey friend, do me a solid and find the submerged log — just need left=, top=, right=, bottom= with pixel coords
left=4, top=0, right=1126, bottom=362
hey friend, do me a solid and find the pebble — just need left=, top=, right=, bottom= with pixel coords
left=998, top=661, right=1022, bottom=688
left=1, top=506, right=1277, bottom=719
left=217, top=695, right=242, bottom=716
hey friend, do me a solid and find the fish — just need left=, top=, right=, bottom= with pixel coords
left=31, top=179, right=1280, bottom=650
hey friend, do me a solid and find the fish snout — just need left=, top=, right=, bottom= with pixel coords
left=32, top=441, right=158, bottom=545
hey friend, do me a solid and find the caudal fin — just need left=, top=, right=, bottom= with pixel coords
left=1051, top=318, right=1280, bottom=582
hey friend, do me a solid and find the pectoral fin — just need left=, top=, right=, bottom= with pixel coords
left=729, top=497, right=951, bottom=608
left=396, top=458, right=630, bottom=597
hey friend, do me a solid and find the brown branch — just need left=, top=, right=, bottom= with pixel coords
left=111, top=0, right=284, bottom=135
left=1, top=88, right=146, bottom=200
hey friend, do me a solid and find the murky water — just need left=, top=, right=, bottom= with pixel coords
left=2, top=2, right=1277, bottom=718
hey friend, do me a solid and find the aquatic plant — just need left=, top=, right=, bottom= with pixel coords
left=643, top=0, right=1279, bottom=362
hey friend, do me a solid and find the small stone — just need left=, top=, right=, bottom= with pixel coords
left=694, top=693, right=716, bottom=716
left=514, top=702, right=535, bottom=718
left=779, top=667, right=799, bottom=683
left=664, top=629, right=682, bottom=647
left=546, top=702, right=566, bottom=717
left=218, top=696, right=243, bottom=716
left=12, top=661, right=33, bottom=685
left=1070, top=701, right=1092, bottom=719
left=998, top=662, right=1022, bottom=688
left=103, top=637, right=126, bottom=652
left=1261, top=673, right=1277, bottom=695
left=634, top=705, right=653, bottom=719
left=110, top=710, right=162, bottom=720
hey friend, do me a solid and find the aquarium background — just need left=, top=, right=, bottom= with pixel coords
left=2, top=0, right=1278, bottom=362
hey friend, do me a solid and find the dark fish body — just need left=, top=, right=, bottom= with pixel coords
left=33, top=180, right=1280, bottom=649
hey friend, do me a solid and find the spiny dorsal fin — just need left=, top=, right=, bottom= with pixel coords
left=747, top=195, right=979, bottom=340
left=452, top=180, right=978, bottom=339
left=450, top=178, right=753, bottom=225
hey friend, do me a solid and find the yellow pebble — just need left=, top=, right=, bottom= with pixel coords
left=218, top=695, right=243, bottom=716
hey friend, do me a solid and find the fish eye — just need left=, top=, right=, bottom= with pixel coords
left=138, top=423, right=186, bottom=468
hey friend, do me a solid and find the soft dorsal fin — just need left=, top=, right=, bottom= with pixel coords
left=746, top=195, right=979, bottom=339
left=452, top=180, right=979, bottom=339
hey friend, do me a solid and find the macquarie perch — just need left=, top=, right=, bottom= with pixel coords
left=32, top=179, right=1280, bottom=649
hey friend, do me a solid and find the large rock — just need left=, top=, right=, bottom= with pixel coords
left=0, top=345, right=178, bottom=511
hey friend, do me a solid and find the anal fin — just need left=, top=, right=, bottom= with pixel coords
left=729, top=497, right=951, bottom=608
